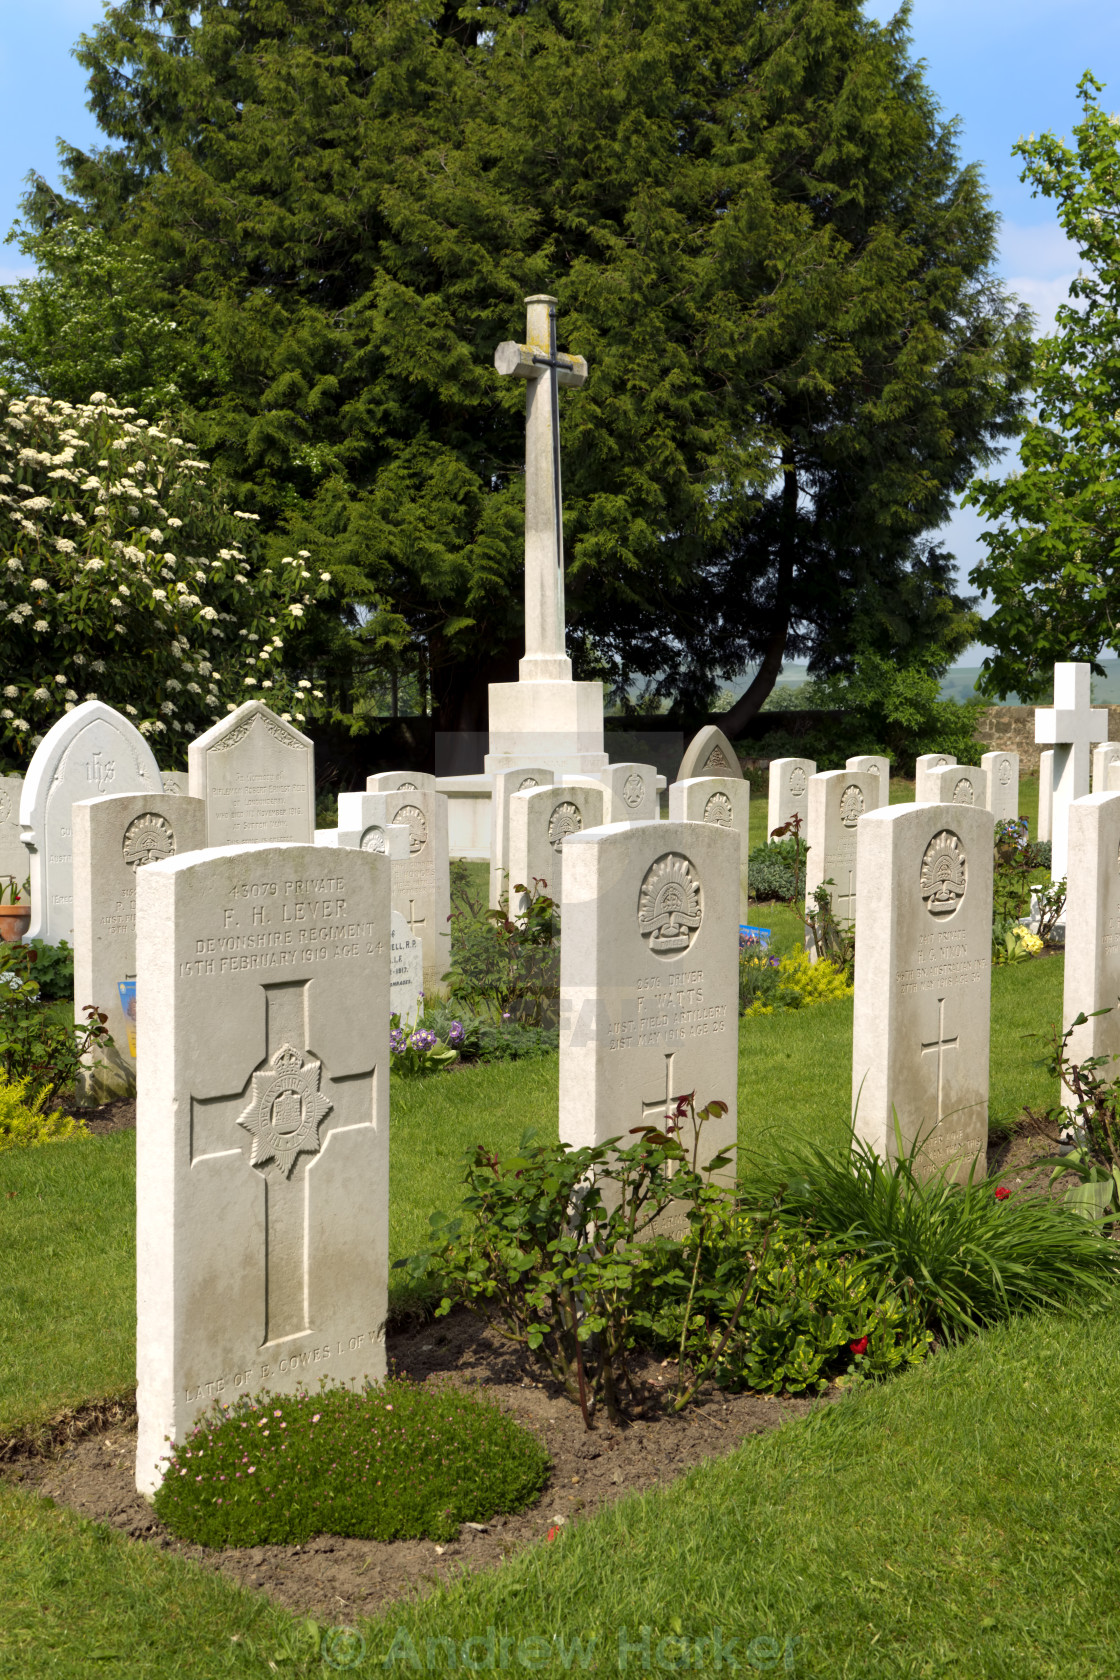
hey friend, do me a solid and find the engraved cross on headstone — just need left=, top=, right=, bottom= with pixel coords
left=495, top=295, right=589, bottom=683
left=641, top=1050, right=685, bottom=1172
left=405, top=898, right=426, bottom=936
left=189, top=979, right=339, bottom=1346
left=831, top=870, right=856, bottom=926
left=920, top=997, right=959, bottom=1128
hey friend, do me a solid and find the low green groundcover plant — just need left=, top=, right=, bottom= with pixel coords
left=153, top=1380, right=550, bottom=1548
left=0, top=1071, right=85, bottom=1151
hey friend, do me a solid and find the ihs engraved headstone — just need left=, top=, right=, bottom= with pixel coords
left=390, top=908, right=423, bottom=1028
left=188, top=701, right=315, bottom=848
left=339, top=789, right=450, bottom=998
left=365, top=771, right=437, bottom=795
left=804, top=770, right=877, bottom=941
left=766, top=757, right=815, bottom=838
left=559, top=820, right=738, bottom=1188
left=599, top=762, right=658, bottom=824
left=21, top=700, right=162, bottom=946
left=73, top=792, right=206, bottom=1100
left=135, top=842, right=390, bottom=1495
left=0, top=774, right=27, bottom=890
left=668, top=776, right=750, bottom=921
left=981, top=751, right=1020, bottom=824
left=852, top=803, right=993, bottom=1182
left=914, top=753, right=957, bottom=803
left=846, top=756, right=890, bottom=809
left=508, top=782, right=605, bottom=916
left=928, top=764, right=985, bottom=809
left=676, top=725, right=742, bottom=784
left=1062, top=793, right=1120, bottom=1097
left=1093, top=742, right=1120, bottom=794
left=489, top=767, right=555, bottom=910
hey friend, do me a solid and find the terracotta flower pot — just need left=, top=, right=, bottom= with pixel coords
left=0, top=903, right=31, bottom=944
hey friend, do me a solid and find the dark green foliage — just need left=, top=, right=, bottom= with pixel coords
left=0, top=946, right=113, bottom=1101
left=747, top=838, right=805, bottom=903
left=152, top=1380, right=550, bottom=1548
left=444, top=864, right=558, bottom=1028
left=740, top=1130, right=1120, bottom=1339
left=23, top=940, right=74, bottom=1003
left=421, top=1004, right=558, bottom=1066
left=738, top=947, right=794, bottom=1014
left=8, top=0, right=1030, bottom=725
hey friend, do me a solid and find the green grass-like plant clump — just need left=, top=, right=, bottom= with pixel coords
left=152, top=1380, right=551, bottom=1548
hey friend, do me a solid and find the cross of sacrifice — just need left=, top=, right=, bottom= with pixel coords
left=920, top=997, right=959, bottom=1129
left=495, top=296, right=589, bottom=683
left=189, top=979, right=357, bottom=1347
left=1035, top=661, right=1108, bottom=881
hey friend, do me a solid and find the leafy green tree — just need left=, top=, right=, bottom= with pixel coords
left=966, top=74, right=1120, bottom=700
left=13, top=0, right=1030, bottom=732
left=0, top=388, right=328, bottom=769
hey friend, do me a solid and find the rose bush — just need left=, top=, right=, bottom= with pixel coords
left=0, top=388, right=330, bottom=767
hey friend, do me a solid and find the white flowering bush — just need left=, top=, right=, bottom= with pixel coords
left=0, top=390, right=330, bottom=766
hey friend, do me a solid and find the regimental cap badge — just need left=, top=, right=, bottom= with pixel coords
left=622, top=772, right=645, bottom=808
left=518, top=775, right=540, bottom=792
left=548, top=800, right=583, bottom=851
left=952, top=777, right=975, bottom=806
left=920, top=830, right=968, bottom=920
left=789, top=767, right=807, bottom=797
left=360, top=825, right=387, bottom=853
left=839, top=783, right=865, bottom=828
left=395, top=804, right=427, bottom=854
left=703, top=791, right=734, bottom=828
left=122, top=812, right=176, bottom=870
left=638, top=852, right=703, bottom=956
left=237, top=1044, right=332, bottom=1178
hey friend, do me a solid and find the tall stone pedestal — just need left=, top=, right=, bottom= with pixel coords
left=484, top=678, right=608, bottom=777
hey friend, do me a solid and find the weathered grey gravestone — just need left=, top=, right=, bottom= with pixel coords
left=846, top=755, right=890, bottom=809
left=135, top=842, right=390, bottom=1495
left=365, top=772, right=437, bottom=795
left=559, top=820, right=738, bottom=1183
left=1093, top=743, right=1120, bottom=794
left=981, top=751, right=1020, bottom=824
left=852, top=803, right=993, bottom=1182
left=913, top=754, right=956, bottom=803
left=188, top=701, right=315, bottom=847
left=73, top=791, right=206, bottom=1101
left=339, top=789, right=450, bottom=998
left=1038, top=749, right=1053, bottom=842
left=668, top=776, right=750, bottom=922
left=766, top=757, right=815, bottom=839
left=928, top=764, right=985, bottom=809
left=805, top=770, right=877, bottom=937
left=1062, top=792, right=1120, bottom=1090
left=676, top=725, right=742, bottom=783
left=21, top=701, right=162, bottom=946
left=508, top=782, right=605, bottom=915
left=599, top=762, right=659, bottom=824
left=489, top=767, right=555, bottom=911
left=0, top=775, right=27, bottom=891
left=1035, top=661, right=1107, bottom=880
left=390, top=908, right=423, bottom=1027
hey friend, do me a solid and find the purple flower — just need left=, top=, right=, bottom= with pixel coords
left=409, top=1028, right=437, bottom=1052
left=447, top=1021, right=465, bottom=1046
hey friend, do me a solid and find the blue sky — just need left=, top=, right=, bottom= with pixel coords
left=2, top=0, right=1118, bottom=665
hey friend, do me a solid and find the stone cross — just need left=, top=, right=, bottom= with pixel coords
left=1035, top=662, right=1108, bottom=880
left=920, top=997, right=959, bottom=1129
left=495, top=296, right=588, bottom=684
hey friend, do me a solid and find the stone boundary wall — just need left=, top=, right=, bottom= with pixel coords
left=976, top=705, right=1120, bottom=773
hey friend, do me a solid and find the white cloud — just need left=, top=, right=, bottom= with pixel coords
left=1004, top=272, right=1080, bottom=335
left=998, top=219, right=1079, bottom=278
left=0, top=265, right=34, bottom=286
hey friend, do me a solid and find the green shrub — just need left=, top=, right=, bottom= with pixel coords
left=153, top=1380, right=551, bottom=1548
left=740, top=947, right=852, bottom=1016
left=421, top=1004, right=558, bottom=1064
left=0, top=1071, right=85, bottom=1151
left=444, top=864, right=559, bottom=1027
left=740, top=1129, right=1120, bottom=1339
left=23, top=938, right=74, bottom=1001
left=747, top=837, right=806, bottom=903
left=0, top=945, right=114, bottom=1100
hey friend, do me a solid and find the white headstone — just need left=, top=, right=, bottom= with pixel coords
left=668, top=776, right=749, bottom=921
left=365, top=772, right=437, bottom=795
left=508, top=782, right=605, bottom=915
left=928, top=765, right=985, bottom=809
left=73, top=792, right=206, bottom=1100
left=0, top=775, right=27, bottom=893
left=339, top=789, right=450, bottom=998
left=677, top=725, right=742, bottom=782
left=21, top=701, right=162, bottom=946
left=846, top=755, right=890, bottom=808
left=914, top=753, right=956, bottom=802
left=559, top=820, right=738, bottom=1186
left=981, top=751, right=1020, bottom=825
left=1064, top=793, right=1120, bottom=1091
left=1035, top=661, right=1107, bottom=879
left=805, top=770, right=877, bottom=935
left=135, top=842, right=390, bottom=1495
left=852, top=802, right=993, bottom=1182
left=1092, top=742, right=1120, bottom=794
left=1038, top=749, right=1054, bottom=842
left=599, top=762, right=659, bottom=824
left=390, top=908, right=423, bottom=1028
left=766, top=757, right=814, bottom=839
left=489, top=767, right=555, bottom=911
left=160, top=771, right=188, bottom=796
left=189, top=702, right=315, bottom=848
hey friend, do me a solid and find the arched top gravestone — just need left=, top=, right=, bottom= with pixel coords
left=20, top=700, right=162, bottom=945
left=676, top=725, right=742, bottom=783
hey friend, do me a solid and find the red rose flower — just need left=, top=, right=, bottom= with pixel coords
left=994, top=1185, right=1011, bottom=1201
left=850, top=1336, right=869, bottom=1355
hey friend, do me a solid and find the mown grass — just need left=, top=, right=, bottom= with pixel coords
left=4, top=1304, right=1120, bottom=1677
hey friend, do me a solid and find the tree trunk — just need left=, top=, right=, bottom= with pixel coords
left=720, top=446, right=798, bottom=737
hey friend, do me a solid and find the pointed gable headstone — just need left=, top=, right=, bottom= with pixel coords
left=189, top=702, right=315, bottom=848
left=676, top=725, right=742, bottom=783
